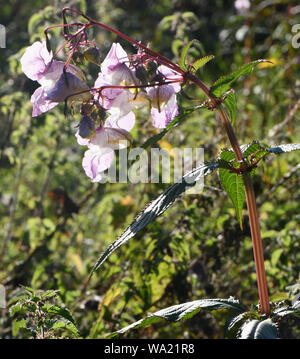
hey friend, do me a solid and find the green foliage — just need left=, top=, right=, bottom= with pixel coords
left=9, top=287, right=78, bottom=338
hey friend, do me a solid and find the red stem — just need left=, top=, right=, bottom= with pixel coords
left=186, top=73, right=270, bottom=315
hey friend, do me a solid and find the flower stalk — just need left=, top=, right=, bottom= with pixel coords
left=185, top=73, right=270, bottom=315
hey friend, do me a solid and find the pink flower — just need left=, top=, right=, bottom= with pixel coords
left=76, top=112, right=134, bottom=182
left=94, top=43, right=147, bottom=121
left=234, top=0, right=251, bottom=15
left=147, top=65, right=181, bottom=128
left=21, top=41, right=91, bottom=117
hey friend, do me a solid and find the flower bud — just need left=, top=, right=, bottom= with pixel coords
left=135, top=65, right=148, bottom=85
left=146, top=61, right=158, bottom=77
left=78, top=115, right=96, bottom=139
left=84, top=47, right=101, bottom=65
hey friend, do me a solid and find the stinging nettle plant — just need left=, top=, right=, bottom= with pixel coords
left=19, top=8, right=300, bottom=339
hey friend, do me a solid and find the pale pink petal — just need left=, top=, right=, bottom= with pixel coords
left=157, top=65, right=182, bottom=93
left=101, top=43, right=129, bottom=74
left=105, top=111, right=135, bottom=132
left=75, top=131, right=90, bottom=146
left=82, top=147, right=114, bottom=182
left=21, top=41, right=52, bottom=82
left=31, top=87, right=58, bottom=117
left=151, top=93, right=178, bottom=129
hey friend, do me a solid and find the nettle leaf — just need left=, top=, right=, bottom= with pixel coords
left=210, top=60, right=270, bottom=98
left=91, top=162, right=219, bottom=273
left=218, top=150, right=245, bottom=229
left=239, top=319, right=278, bottom=339
left=43, top=304, right=76, bottom=326
left=52, top=319, right=79, bottom=337
left=107, top=298, right=244, bottom=338
left=191, top=55, right=214, bottom=73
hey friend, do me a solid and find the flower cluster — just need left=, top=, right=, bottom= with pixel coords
left=21, top=40, right=183, bottom=182
left=21, top=41, right=91, bottom=117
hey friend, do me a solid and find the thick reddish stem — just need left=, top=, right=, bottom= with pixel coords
left=186, top=73, right=270, bottom=315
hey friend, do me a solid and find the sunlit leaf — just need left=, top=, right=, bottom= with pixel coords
left=191, top=55, right=214, bottom=72
left=210, top=60, right=270, bottom=98
left=91, top=162, right=219, bottom=273
left=239, top=319, right=278, bottom=339
left=107, top=298, right=244, bottom=338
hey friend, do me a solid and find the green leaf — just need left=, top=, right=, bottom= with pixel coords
left=91, top=162, right=219, bottom=273
left=191, top=55, right=214, bottom=72
left=52, top=320, right=79, bottom=337
left=225, top=312, right=249, bottom=339
left=271, top=248, right=283, bottom=266
left=239, top=319, right=260, bottom=339
left=107, top=298, right=244, bottom=338
left=12, top=319, right=27, bottom=336
left=210, top=60, right=270, bottom=98
left=239, top=319, right=278, bottom=339
left=254, top=319, right=278, bottom=339
left=218, top=150, right=245, bottom=229
left=273, top=301, right=300, bottom=319
left=179, top=39, right=199, bottom=71
left=43, top=304, right=76, bottom=325
left=223, top=90, right=237, bottom=125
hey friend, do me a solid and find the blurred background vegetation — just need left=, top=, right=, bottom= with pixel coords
left=0, top=0, right=299, bottom=338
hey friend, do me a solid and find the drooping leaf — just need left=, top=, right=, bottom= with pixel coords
left=225, top=312, right=250, bottom=339
left=210, top=60, right=270, bottom=98
left=91, top=162, right=219, bottom=273
left=107, top=298, right=244, bottom=338
left=218, top=150, right=245, bottom=229
left=223, top=90, right=237, bottom=125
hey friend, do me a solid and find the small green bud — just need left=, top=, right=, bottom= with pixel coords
left=84, top=47, right=101, bottom=65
